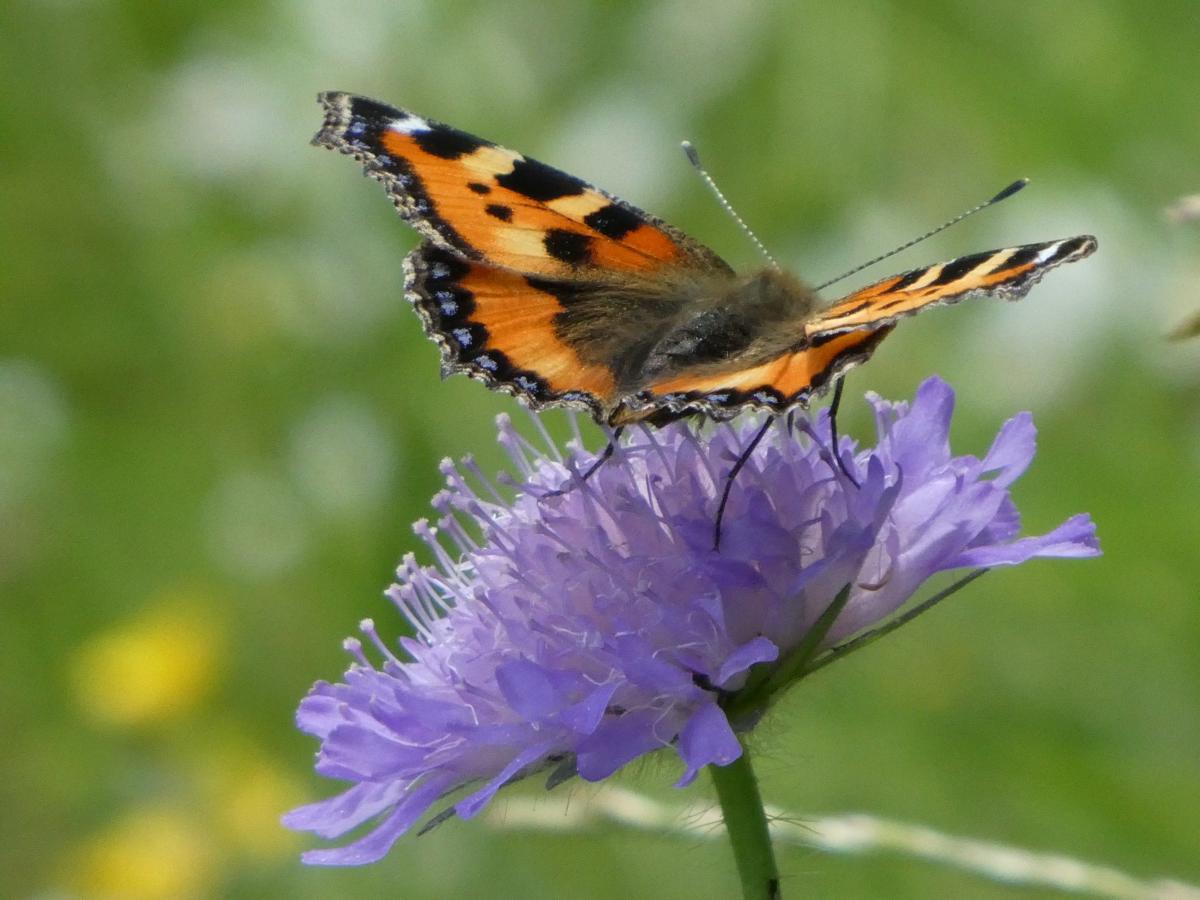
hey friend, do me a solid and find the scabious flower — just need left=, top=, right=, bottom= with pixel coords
left=284, top=376, right=1099, bottom=865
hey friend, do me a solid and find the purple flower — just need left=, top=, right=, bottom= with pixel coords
left=284, top=376, right=1099, bottom=865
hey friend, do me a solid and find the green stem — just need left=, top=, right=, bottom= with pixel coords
left=710, top=743, right=781, bottom=900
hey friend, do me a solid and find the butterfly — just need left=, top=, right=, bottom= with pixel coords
left=313, top=92, right=1097, bottom=428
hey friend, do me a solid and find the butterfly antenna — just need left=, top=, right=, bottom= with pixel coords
left=814, top=178, right=1029, bottom=291
left=682, top=141, right=780, bottom=270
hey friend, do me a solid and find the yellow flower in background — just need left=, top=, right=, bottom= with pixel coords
left=73, top=807, right=217, bottom=900
left=220, top=763, right=304, bottom=861
left=71, top=592, right=225, bottom=727
left=192, top=734, right=306, bottom=863
left=62, top=736, right=300, bottom=898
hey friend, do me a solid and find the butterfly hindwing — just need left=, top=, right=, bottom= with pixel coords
left=807, top=236, right=1097, bottom=338
left=616, top=326, right=895, bottom=424
left=315, top=92, right=732, bottom=280
left=406, top=242, right=626, bottom=418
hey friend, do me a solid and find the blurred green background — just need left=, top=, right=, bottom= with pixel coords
left=3, top=1, right=1198, bottom=897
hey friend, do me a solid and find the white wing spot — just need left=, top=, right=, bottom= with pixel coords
left=1036, top=243, right=1061, bottom=263
left=388, top=116, right=431, bottom=135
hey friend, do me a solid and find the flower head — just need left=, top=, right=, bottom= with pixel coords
left=284, top=376, right=1099, bottom=865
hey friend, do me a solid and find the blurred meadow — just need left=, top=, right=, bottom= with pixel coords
left=3, top=1, right=1199, bottom=897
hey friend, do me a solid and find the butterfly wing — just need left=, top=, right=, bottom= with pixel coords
left=314, top=92, right=731, bottom=279
left=615, top=327, right=895, bottom=424
left=316, top=92, right=736, bottom=423
left=807, top=236, right=1097, bottom=338
left=616, top=235, right=1097, bottom=424
left=405, top=242, right=631, bottom=419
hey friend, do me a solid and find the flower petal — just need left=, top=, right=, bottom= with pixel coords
left=675, top=703, right=742, bottom=787
left=949, top=513, right=1100, bottom=567
left=297, top=772, right=458, bottom=866
left=978, top=411, right=1037, bottom=487
left=716, top=636, right=779, bottom=688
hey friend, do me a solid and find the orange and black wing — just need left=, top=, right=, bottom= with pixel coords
left=616, top=235, right=1098, bottom=424
left=316, top=92, right=735, bottom=422
left=807, top=236, right=1097, bottom=338
left=406, top=243, right=630, bottom=420
left=615, top=327, right=895, bottom=424
left=314, top=92, right=730, bottom=280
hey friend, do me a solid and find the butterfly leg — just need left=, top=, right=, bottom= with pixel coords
left=713, top=415, right=776, bottom=551
left=544, top=426, right=625, bottom=498
left=827, top=378, right=860, bottom=488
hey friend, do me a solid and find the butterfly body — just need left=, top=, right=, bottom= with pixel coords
left=316, top=92, right=1096, bottom=426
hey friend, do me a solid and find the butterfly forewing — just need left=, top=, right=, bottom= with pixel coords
left=314, top=92, right=731, bottom=280
left=808, top=236, right=1097, bottom=338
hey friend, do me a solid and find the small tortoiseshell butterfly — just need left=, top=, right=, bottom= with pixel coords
left=314, top=92, right=1097, bottom=427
